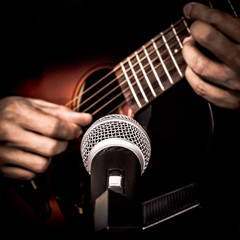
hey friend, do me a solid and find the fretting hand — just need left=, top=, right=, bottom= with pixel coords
left=182, top=2, right=240, bottom=110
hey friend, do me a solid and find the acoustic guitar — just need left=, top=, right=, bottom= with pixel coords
left=1, top=0, right=239, bottom=233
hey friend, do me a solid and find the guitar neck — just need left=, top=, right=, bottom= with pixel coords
left=114, top=17, right=190, bottom=114
left=113, top=0, right=239, bottom=114
left=74, top=0, right=239, bottom=117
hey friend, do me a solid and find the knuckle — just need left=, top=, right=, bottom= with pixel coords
left=192, top=58, right=208, bottom=77
left=55, top=141, right=68, bottom=154
left=1, top=97, right=22, bottom=116
left=45, top=140, right=68, bottom=157
left=0, top=121, right=14, bottom=141
left=34, top=157, right=49, bottom=173
left=48, top=119, right=80, bottom=140
left=193, top=81, right=207, bottom=97
left=45, top=140, right=58, bottom=156
left=47, top=118, right=62, bottom=137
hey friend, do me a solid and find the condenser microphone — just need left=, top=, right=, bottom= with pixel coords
left=80, top=114, right=151, bottom=202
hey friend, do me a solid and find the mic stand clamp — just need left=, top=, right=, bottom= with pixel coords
left=94, top=189, right=142, bottom=232
left=93, top=182, right=200, bottom=232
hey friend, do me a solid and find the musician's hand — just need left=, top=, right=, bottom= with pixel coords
left=0, top=96, right=92, bottom=180
left=182, top=2, right=240, bottom=110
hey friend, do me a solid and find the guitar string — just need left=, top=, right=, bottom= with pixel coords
left=71, top=18, right=189, bottom=114
left=64, top=17, right=187, bottom=110
left=74, top=38, right=186, bottom=114
left=66, top=17, right=186, bottom=109
left=103, top=0, right=239, bottom=115
left=91, top=47, right=186, bottom=116
left=83, top=0, right=238, bottom=105
left=78, top=33, right=185, bottom=113
left=78, top=37, right=186, bottom=116
left=64, top=19, right=180, bottom=109
left=97, top=0, right=239, bottom=116
left=66, top=0, right=238, bottom=113
left=73, top=26, right=187, bottom=113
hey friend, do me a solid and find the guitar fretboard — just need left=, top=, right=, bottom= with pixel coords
left=113, top=0, right=239, bottom=114
left=115, top=17, right=190, bottom=114
left=71, top=0, right=239, bottom=117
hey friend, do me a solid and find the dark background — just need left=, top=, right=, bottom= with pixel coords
left=2, top=0, right=189, bottom=95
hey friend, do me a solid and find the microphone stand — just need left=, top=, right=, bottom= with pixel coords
left=93, top=182, right=200, bottom=232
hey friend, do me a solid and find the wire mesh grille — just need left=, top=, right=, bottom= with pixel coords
left=81, top=114, right=151, bottom=173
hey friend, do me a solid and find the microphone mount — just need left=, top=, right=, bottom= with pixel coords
left=94, top=182, right=200, bottom=232
left=80, top=114, right=200, bottom=232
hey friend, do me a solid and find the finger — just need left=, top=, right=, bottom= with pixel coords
left=189, top=20, right=240, bottom=68
left=10, top=102, right=83, bottom=140
left=0, top=165, right=36, bottom=180
left=182, top=36, right=240, bottom=91
left=185, top=66, right=240, bottom=110
left=0, top=121, right=68, bottom=157
left=0, top=146, right=50, bottom=173
left=30, top=98, right=93, bottom=125
left=183, top=2, right=240, bottom=43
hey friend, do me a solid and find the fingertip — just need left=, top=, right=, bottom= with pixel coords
left=79, top=112, right=93, bottom=126
left=183, top=36, right=192, bottom=45
left=60, top=110, right=92, bottom=125
left=183, top=3, right=193, bottom=19
left=183, top=2, right=198, bottom=19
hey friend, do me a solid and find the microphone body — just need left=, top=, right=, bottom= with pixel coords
left=90, top=146, right=141, bottom=202
left=80, top=114, right=151, bottom=201
left=80, top=114, right=200, bottom=232
left=80, top=114, right=151, bottom=231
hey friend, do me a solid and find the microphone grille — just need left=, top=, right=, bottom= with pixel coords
left=80, top=114, right=151, bottom=173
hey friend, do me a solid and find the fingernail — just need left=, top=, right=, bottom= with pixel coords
left=71, top=112, right=91, bottom=119
left=82, top=113, right=93, bottom=123
left=78, top=112, right=93, bottom=125
left=183, top=36, right=192, bottom=45
left=183, top=3, right=193, bottom=19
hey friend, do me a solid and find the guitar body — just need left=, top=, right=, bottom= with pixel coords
left=3, top=55, right=213, bottom=232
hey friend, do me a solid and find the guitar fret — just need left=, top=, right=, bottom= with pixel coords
left=120, top=62, right=142, bottom=108
left=171, top=24, right=183, bottom=49
left=142, top=46, right=165, bottom=91
left=174, top=19, right=191, bottom=43
left=152, top=39, right=173, bottom=85
left=135, top=51, right=157, bottom=97
left=115, top=18, right=190, bottom=114
left=183, top=19, right=190, bottom=34
left=161, top=32, right=183, bottom=78
left=73, top=0, right=239, bottom=117
left=127, top=57, right=149, bottom=103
